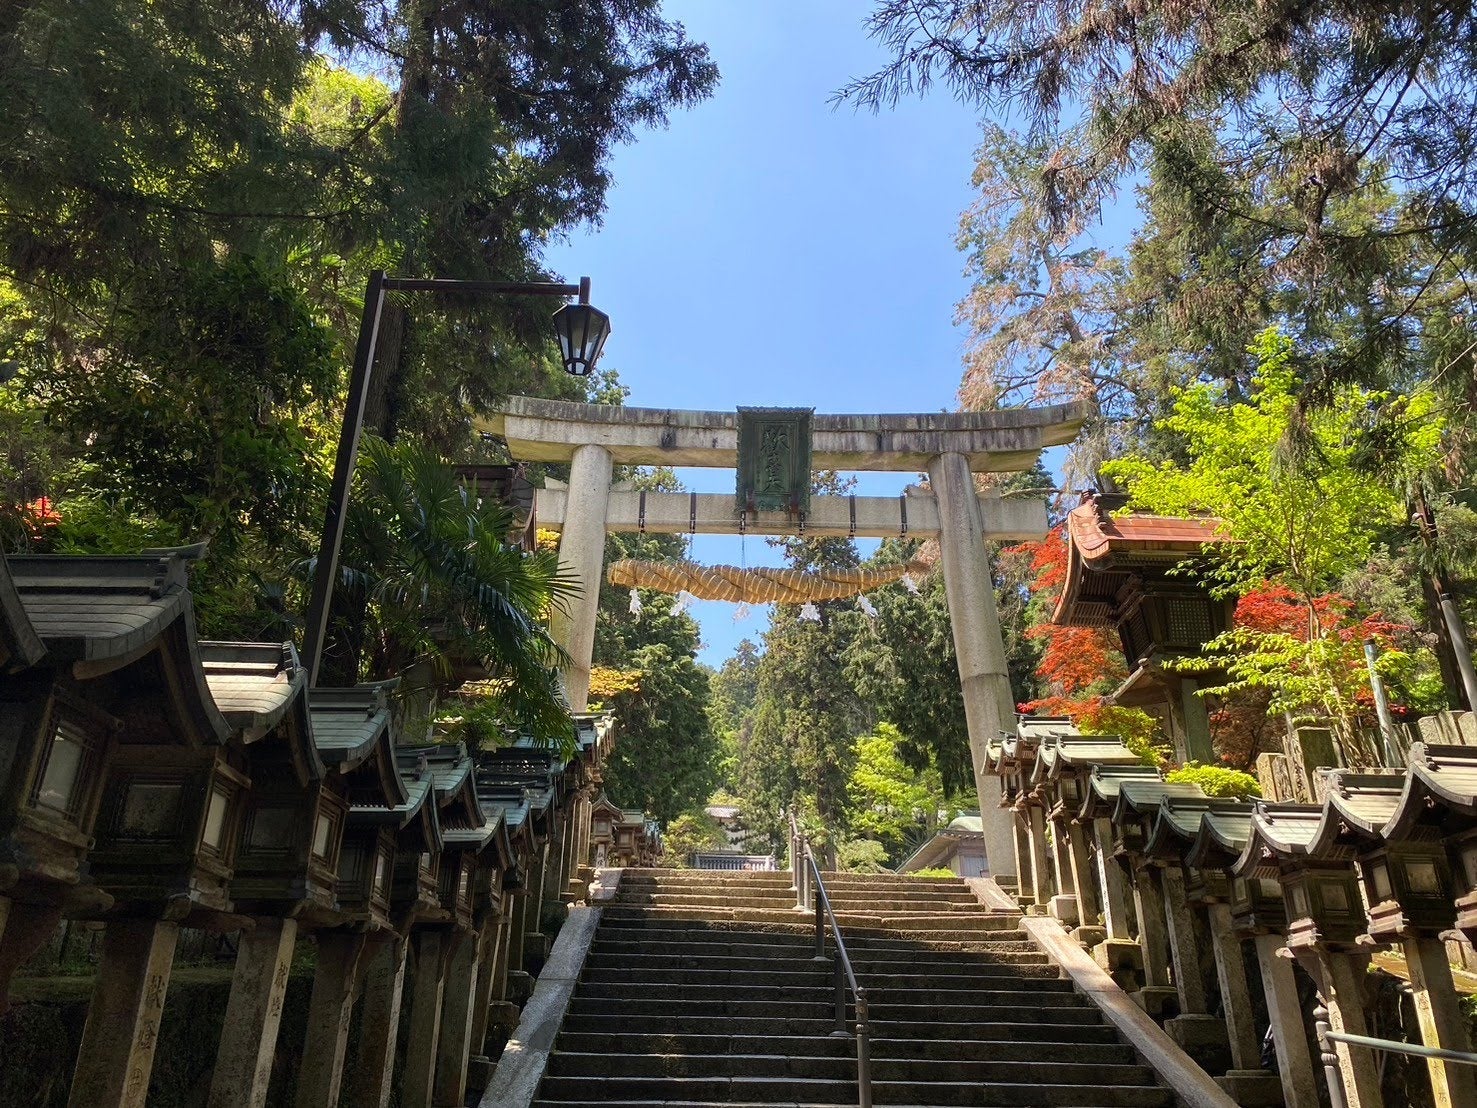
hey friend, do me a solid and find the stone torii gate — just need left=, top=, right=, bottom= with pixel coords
left=479, top=396, right=1087, bottom=877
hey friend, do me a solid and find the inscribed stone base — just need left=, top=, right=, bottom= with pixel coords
left=1093, top=937, right=1144, bottom=989
left=1070, top=925, right=1107, bottom=950
left=1215, top=1070, right=1286, bottom=1106
left=1130, top=985, right=1181, bottom=1019
left=1048, top=894, right=1079, bottom=925
left=506, top=969, right=534, bottom=1007
left=1165, top=1013, right=1232, bottom=1072
left=465, top=1057, right=491, bottom=1094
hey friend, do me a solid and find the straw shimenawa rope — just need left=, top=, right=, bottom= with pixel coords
left=607, top=558, right=927, bottom=605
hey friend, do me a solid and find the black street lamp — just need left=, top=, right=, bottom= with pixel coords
left=302, top=270, right=610, bottom=686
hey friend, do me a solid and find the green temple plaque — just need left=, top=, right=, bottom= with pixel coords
left=736, top=407, right=813, bottom=515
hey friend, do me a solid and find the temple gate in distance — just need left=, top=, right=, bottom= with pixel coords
left=480, top=396, right=1087, bottom=877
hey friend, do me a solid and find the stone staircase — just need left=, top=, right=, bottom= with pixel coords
left=531, top=869, right=1174, bottom=1107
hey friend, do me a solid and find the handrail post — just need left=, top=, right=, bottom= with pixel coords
left=833, top=945, right=847, bottom=1033
left=814, top=869, right=826, bottom=960
left=1315, top=1002, right=1348, bottom=1108
left=856, top=990, right=872, bottom=1108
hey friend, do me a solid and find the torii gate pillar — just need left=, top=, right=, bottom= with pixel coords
left=551, top=443, right=613, bottom=712
left=928, top=451, right=1015, bottom=877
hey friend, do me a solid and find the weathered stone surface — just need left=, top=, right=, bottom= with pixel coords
left=536, top=487, right=1048, bottom=540
left=480, top=396, right=1087, bottom=472
left=480, top=905, right=603, bottom=1108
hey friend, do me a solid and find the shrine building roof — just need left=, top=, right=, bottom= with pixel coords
left=1052, top=495, right=1229, bottom=628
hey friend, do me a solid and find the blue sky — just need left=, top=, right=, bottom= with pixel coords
left=542, top=2, right=1030, bottom=667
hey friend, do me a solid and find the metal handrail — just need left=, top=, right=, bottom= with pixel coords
left=1314, top=1001, right=1477, bottom=1108
left=786, top=810, right=872, bottom=1108
left=1325, top=1029, right=1477, bottom=1066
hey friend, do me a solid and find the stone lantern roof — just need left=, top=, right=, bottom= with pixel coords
left=1384, top=743, right=1477, bottom=837
left=1052, top=493, right=1230, bottom=630
left=7, top=549, right=232, bottom=745
left=0, top=552, right=44, bottom=674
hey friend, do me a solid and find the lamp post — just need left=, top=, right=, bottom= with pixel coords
left=302, top=270, right=611, bottom=687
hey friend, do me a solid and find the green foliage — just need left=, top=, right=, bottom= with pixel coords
left=660, top=810, right=727, bottom=868
left=599, top=643, right=718, bottom=824
left=342, top=437, right=575, bottom=747
left=591, top=468, right=718, bottom=823
left=908, top=866, right=958, bottom=879
left=708, top=638, right=760, bottom=790
left=1165, top=762, right=1262, bottom=800
left=1076, top=707, right=1170, bottom=769
left=1104, top=329, right=1443, bottom=606
left=0, top=0, right=716, bottom=660
left=844, top=541, right=973, bottom=794
left=838, top=837, right=890, bottom=874
left=845, top=723, right=947, bottom=857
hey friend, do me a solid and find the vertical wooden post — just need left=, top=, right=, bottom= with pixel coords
left=401, top=928, right=451, bottom=1108
left=1405, top=934, right=1477, bottom=1108
left=1254, top=934, right=1320, bottom=1108
left=432, top=930, right=480, bottom=1106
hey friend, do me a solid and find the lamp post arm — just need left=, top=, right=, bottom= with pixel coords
left=304, top=269, right=389, bottom=687
left=382, top=278, right=584, bottom=297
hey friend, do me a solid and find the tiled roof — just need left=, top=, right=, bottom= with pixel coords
left=1053, top=496, right=1229, bottom=628
left=7, top=552, right=195, bottom=662
left=0, top=554, right=44, bottom=673
left=200, top=641, right=306, bottom=742
left=1064, top=500, right=1228, bottom=566
left=1081, top=765, right=1163, bottom=819
left=309, top=686, right=393, bottom=764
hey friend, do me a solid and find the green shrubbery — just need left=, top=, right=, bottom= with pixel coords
left=1165, top=762, right=1262, bottom=799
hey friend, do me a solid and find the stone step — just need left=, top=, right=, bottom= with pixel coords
left=534, top=1075, right=1172, bottom=1106
left=558, top=1012, right=1127, bottom=1044
left=565, top=996, right=1102, bottom=1024
left=580, top=956, right=1062, bottom=981
left=552, top=1031, right=1143, bottom=1066
left=616, top=893, right=802, bottom=909
left=547, top=1051, right=1160, bottom=1087
left=599, top=907, right=1022, bottom=934
left=620, top=871, right=795, bottom=887
left=587, top=939, right=1051, bottom=966
left=571, top=981, right=1085, bottom=1006
left=591, top=927, right=1040, bottom=955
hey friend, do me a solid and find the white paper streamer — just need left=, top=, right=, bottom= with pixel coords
left=902, top=573, right=920, bottom=595
left=798, top=602, right=821, bottom=622
left=858, top=595, right=878, bottom=619
left=673, top=590, right=697, bottom=615
left=733, top=602, right=752, bottom=622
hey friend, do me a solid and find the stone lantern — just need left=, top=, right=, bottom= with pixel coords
left=1079, top=763, right=1162, bottom=983
left=1108, top=776, right=1206, bottom=1017
left=1385, top=743, right=1477, bottom=946
left=1051, top=493, right=1233, bottom=764
left=1316, top=768, right=1477, bottom=1105
left=1033, top=729, right=1144, bottom=938
left=1182, top=805, right=1286, bottom=1107
left=1227, top=805, right=1327, bottom=1108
